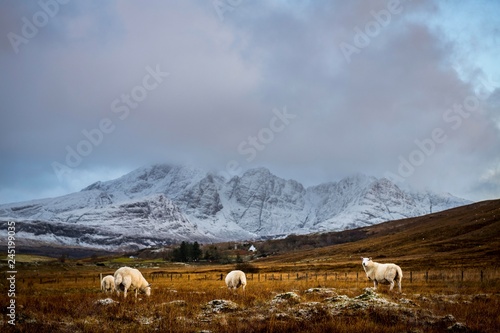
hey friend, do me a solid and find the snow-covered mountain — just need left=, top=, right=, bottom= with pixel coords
left=0, top=164, right=471, bottom=251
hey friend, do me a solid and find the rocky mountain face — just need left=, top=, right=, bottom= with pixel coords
left=0, top=164, right=471, bottom=251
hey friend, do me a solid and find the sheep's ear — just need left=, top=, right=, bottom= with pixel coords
left=368, top=257, right=372, bottom=261
left=360, top=256, right=364, bottom=259
left=148, top=283, right=152, bottom=287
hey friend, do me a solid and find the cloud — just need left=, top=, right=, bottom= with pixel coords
left=0, top=0, right=499, bottom=203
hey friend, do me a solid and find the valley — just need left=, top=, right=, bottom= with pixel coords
left=1, top=199, right=499, bottom=332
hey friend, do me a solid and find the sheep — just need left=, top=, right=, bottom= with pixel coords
left=361, top=257, right=403, bottom=292
left=225, top=270, right=247, bottom=291
left=101, top=275, right=115, bottom=293
left=114, top=266, right=151, bottom=299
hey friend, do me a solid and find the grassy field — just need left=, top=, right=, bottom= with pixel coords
left=1, top=259, right=499, bottom=333
left=2, top=200, right=499, bottom=332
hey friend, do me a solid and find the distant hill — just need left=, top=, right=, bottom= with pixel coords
left=251, top=199, right=500, bottom=270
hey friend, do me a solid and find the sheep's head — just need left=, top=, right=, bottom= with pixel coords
left=361, top=257, right=372, bottom=267
left=144, top=284, right=151, bottom=296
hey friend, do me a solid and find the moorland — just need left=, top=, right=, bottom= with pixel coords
left=1, top=199, right=499, bottom=332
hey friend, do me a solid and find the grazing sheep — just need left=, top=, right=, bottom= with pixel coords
left=361, top=257, right=403, bottom=292
left=114, top=266, right=151, bottom=299
left=101, top=275, right=115, bottom=293
left=225, top=270, right=247, bottom=291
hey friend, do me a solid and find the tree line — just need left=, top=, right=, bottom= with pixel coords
left=170, top=241, right=203, bottom=262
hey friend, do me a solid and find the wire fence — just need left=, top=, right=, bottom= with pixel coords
left=8, top=268, right=498, bottom=286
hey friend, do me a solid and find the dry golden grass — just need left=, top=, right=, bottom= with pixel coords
left=1, top=261, right=499, bottom=333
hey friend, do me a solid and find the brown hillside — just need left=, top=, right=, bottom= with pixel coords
left=253, top=199, right=500, bottom=271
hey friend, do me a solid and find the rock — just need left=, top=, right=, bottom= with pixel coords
left=324, top=294, right=351, bottom=303
left=447, top=322, right=469, bottom=333
left=271, top=292, right=301, bottom=305
left=296, top=302, right=331, bottom=321
left=94, top=298, right=118, bottom=305
left=305, top=287, right=337, bottom=296
left=203, top=300, right=238, bottom=313
left=354, top=287, right=379, bottom=301
left=399, top=298, right=418, bottom=306
left=440, top=314, right=457, bottom=326
left=137, top=316, right=154, bottom=325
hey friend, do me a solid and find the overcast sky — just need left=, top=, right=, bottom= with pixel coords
left=1, top=0, right=499, bottom=204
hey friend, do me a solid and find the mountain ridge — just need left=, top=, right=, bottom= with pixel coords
left=0, top=164, right=471, bottom=250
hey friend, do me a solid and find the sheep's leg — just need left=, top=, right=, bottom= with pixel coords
left=373, top=280, right=378, bottom=290
left=389, top=280, right=394, bottom=291
left=397, top=279, right=402, bottom=292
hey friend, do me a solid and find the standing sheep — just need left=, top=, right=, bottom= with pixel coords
left=361, top=257, right=403, bottom=292
left=101, top=275, right=115, bottom=293
left=225, top=270, right=247, bottom=291
left=114, top=266, right=151, bottom=299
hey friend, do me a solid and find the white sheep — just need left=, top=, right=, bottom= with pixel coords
left=361, top=257, right=403, bottom=292
left=225, top=270, right=247, bottom=291
left=114, top=266, right=151, bottom=298
left=101, top=275, right=115, bottom=293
